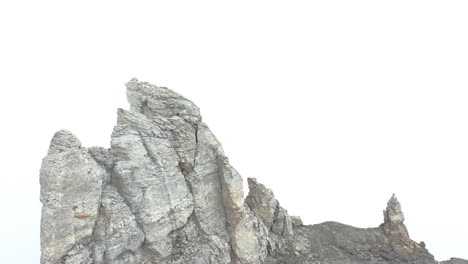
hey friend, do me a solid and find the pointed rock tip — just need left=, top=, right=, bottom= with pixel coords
left=247, top=177, right=271, bottom=193
left=387, top=193, right=401, bottom=208
left=117, top=107, right=125, bottom=115
left=246, top=177, right=275, bottom=198
left=48, top=129, right=81, bottom=154
left=247, top=177, right=258, bottom=185
left=247, top=177, right=268, bottom=187
left=125, top=77, right=140, bottom=91
left=384, top=193, right=405, bottom=224
left=124, top=78, right=201, bottom=124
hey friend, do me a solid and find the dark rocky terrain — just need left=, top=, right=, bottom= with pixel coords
left=40, top=79, right=467, bottom=264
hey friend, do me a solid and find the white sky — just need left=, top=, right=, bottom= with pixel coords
left=1, top=1, right=467, bottom=262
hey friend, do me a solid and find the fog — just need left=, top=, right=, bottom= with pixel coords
left=1, top=1, right=467, bottom=262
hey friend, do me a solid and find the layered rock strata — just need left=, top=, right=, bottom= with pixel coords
left=40, top=79, right=466, bottom=264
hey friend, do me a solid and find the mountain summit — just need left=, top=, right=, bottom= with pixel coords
left=39, top=79, right=466, bottom=264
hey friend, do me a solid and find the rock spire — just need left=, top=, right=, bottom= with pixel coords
left=382, top=194, right=425, bottom=255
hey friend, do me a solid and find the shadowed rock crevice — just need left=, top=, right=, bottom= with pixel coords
left=39, top=79, right=466, bottom=264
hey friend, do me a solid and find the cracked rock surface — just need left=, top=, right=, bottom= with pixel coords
left=40, top=79, right=466, bottom=264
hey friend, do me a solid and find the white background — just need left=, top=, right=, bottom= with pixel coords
left=1, top=1, right=467, bottom=262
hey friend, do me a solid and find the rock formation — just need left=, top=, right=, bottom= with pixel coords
left=40, top=79, right=467, bottom=264
left=382, top=194, right=422, bottom=255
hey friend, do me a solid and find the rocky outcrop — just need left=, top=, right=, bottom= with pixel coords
left=40, top=131, right=106, bottom=264
left=382, top=194, right=423, bottom=255
left=442, top=259, right=468, bottom=264
left=39, top=79, right=466, bottom=264
left=245, top=178, right=293, bottom=238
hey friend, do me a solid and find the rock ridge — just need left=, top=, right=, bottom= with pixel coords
left=39, top=79, right=467, bottom=264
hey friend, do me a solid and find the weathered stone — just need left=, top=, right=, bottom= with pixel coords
left=63, top=244, right=92, bottom=264
left=217, top=157, right=263, bottom=264
left=442, top=258, right=468, bottom=264
left=245, top=178, right=293, bottom=237
left=40, top=130, right=105, bottom=264
left=382, top=194, right=421, bottom=255
left=91, top=185, right=145, bottom=263
left=290, top=216, right=303, bottom=227
left=39, top=79, right=467, bottom=264
left=111, top=108, right=194, bottom=260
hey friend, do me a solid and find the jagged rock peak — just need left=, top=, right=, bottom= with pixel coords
left=384, top=194, right=404, bottom=225
left=382, top=194, right=425, bottom=256
left=39, top=79, right=467, bottom=264
left=47, top=130, right=82, bottom=154
left=245, top=178, right=293, bottom=237
left=125, top=78, right=201, bottom=124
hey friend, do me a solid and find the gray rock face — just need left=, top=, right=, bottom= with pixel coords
left=40, top=131, right=106, bottom=264
left=245, top=178, right=293, bottom=238
left=40, top=79, right=466, bottom=264
left=442, top=259, right=468, bottom=264
left=382, top=194, right=422, bottom=256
